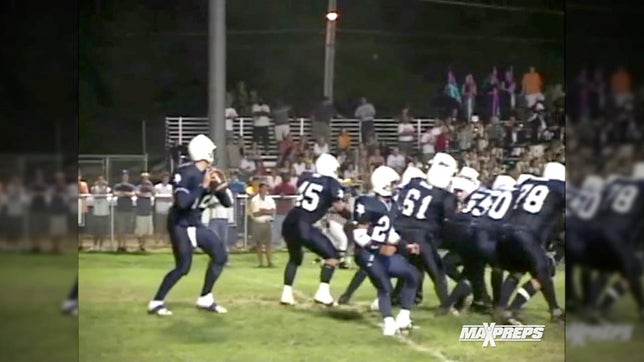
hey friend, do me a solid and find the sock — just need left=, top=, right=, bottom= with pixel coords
left=491, top=269, right=504, bottom=306
left=320, top=263, right=336, bottom=284
left=600, top=281, right=628, bottom=312
left=342, top=269, right=367, bottom=298
left=497, top=274, right=521, bottom=309
left=284, top=261, right=298, bottom=286
left=197, top=293, right=214, bottom=306
left=68, top=280, right=78, bottom=301
left=509, top=280, right=539, bottom=311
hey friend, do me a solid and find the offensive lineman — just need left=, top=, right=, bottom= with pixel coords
left=148, top=134, right=232, bottom=316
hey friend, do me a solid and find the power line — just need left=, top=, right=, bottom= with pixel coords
left=418, top=0, right=563, bottom=16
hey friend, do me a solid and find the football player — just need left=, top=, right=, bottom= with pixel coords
left=280, top=153, right=348, bottom=306
left=62, top=278, right=78, bottom=316
left=494, top=162, right=566, bottom=324
left=148, top=134, right=232, bottom=316
left=352, top=166, right=420, bottom=335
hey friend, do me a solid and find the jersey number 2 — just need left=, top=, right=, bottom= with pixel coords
left=401, top=189, right=433, bottom=219
left=295, top=181, right=323, bottom=212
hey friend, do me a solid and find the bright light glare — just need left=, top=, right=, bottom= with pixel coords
left=326, top=11, right=338, bottom=21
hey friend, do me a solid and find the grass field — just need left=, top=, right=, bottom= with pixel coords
left=79, top=251, right=565, bottom=362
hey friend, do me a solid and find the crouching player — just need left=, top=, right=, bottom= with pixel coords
left=352, top=166, right=420, bottom=335
left=148, top=134, right=232, bottom=316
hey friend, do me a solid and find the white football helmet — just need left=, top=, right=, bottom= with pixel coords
left=315, top=153, right=340, bottom=179
left=517, top=173, right=534, bottom=185
left=632, top=162, right=644, bottom=179
left=188, top=134, right=217, bottom=164
left=450, top=176, right=478, bottom=200
left=543, top=162, right=565, bottom=182
left=399, top=166, right=426, bottom=188
left=581, top=175, right=604, bottom=192
left=427, top=153, right=458, bottom=189
left=457, top=166, right=480, bottom=188
left=371, top=166, right=401, bottom=197
left=492, top=175, right=517, bottom=191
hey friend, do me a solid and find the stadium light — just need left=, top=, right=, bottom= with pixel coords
left=326, top=11, right=338, bottom=21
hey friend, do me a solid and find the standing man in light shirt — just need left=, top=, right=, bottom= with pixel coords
left=250, top=182, right=276, bottom=267
left=251, top=98, right=271, bottom=151
left=202, top=181, right=235, bottom=253
left=355, top=97, right=376, bottom=144
left=90, top=176, right=110, bottom=251
left=225, top=99, right=239, bottom=139
left=153, top=172, right=173, bottom=245
left=272, top=99, right=292, bottom=143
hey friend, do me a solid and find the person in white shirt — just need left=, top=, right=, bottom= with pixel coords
left=386, top=147, right=406, bottom=171
left=292, top=156, right=306, bottom=176
left=355, top=97, right=376, bottom=144
left=225, top=101, right=239, bottom=138
left=397, top=117, right=415, bottom=155
left=239, top=155, right=257, bottom=181
left=90, top=176, right=111, bottom=251
left=250, top=183, right=276, bottom=267
left=265, top=169, right=282, bottom=190
left=251, top=98, right=271, bottom=150
left=153, top=172, right=173, bottom=245
left=202, top=183, right=235, bottom=253
left=313, top=137, right=330, bottom=156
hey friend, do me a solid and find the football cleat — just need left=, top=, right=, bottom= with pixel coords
left=196, top=293, right=228, bottom=313
left=280, top=286, right=296, bottom=305
left=314, top=284, right=336, bottom=306
left=383, top=317, right=399, bottom=336
left=337, top=294, right=351, bottom=305
left=148, top=303, right=173, bottom=316
left=395, top=310, right=413, bottom=331
left=62, top=300, right=78, bottom=316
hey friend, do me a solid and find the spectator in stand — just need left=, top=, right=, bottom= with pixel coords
left=462, top=74, right=477, bottom=122
left=501, top=66, right=517, bottom=116
left=113, top=170, right=136, bottom=252
left=292, top=155, right=306, bottom=177
left=337, top=128, right=351, bottom=152
left=522, top=66, right=544, bottom=109
left=153, top=172, right=172, bottom=245
left=90, top=175, right=110, bottom=251
left=272, top=173, right=296, bottom=249
left=168, top=140, right=187, bottom=172
left=610, top=66, right=633, bottom=108
left=444, top=70, right=462, bottom=106
left=420, top=126, right=437, bottom=162
left=301, top=148, right=314, bottom=164
left=435, top=124, right=452, bottom=153
left=484, top=67, right=501, bottom=119
left=77, top=172, right=89, bottom=239
left=386, top=147, right=406, bottom=172
left=272, top=99, right=292, bottom=143
left=250, top=182, right=276, bottom=267
left=227, top=170, right=246, bottom=195
left=355, top=97, right=376, bottom=144
left=265, top=168, right=282, bottom=190
left=134, top=172, right=154, bottom=252
left=407, top=155, right=424, bottom=169
left=397, top=111, right=415, bottom=155
left=28, top=170, right=48, bottom=253
left=239, top=153, right=257, bottom=182
left=368, top=148, right=385, bottom=169
left=225, top=98, right=239, bottom=139
left=251, top=97, right=271, bottom=150
left=313, top=136, right=330, bottom=156
left=3, top=177, right=24, bottom=246
left=311, top=97, right=336, bottom=141
left=526, top=102, right=548, bottom=143
left=49, top=171, right=69, bottom=253
left=456, top=123, right=474, bottom=151
left=344, top=163, right=358, bottom=180
left=486, top=116, right=506, bottom=147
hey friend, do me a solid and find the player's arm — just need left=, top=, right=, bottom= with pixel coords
left=351, top=199, right=373, bottom=248
left=331, top=180, right=348, bottom=212
left=173, top=171, right=208, bottom=210
left=442, top=192, right=458, bottom=222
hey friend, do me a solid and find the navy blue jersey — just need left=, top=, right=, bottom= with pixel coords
left=288, top=174, right=344, bottom=225
left=508, top=178, right=565, bottom=235
left=566, top=185, right=602, bottom=225
left=353, top=195, right=398, bottom=249
left=394, top=178, right=456, bottom=232
left=477, top=189, right=517, bottom=229
left=169, top=163, right=232, bottom=227
left=455, top=188, right=494, bottom=224
left=597, top=179, right=644, bottom=236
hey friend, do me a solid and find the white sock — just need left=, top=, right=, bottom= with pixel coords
left=283, top=285, right=293, bottom=295
left=197, top=293, right=214, bottom=306
left=148, top=300, right=164, bottom=310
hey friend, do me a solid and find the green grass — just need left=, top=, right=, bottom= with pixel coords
left=0, top=253, right=78, bottom=362
left=80, top=252, right=564, bottom=362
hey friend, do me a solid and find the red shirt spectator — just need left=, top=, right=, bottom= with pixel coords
left=435, top=131, right=451, bottom=152
left=273, top=175, right=297, bottom=215
left=278, top=134, right=295, bottom=156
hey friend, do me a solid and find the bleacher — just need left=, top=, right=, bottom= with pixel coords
left=165, top=116, right=436, bottom=168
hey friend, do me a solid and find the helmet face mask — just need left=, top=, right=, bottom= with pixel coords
left=371, top=166, right=401, bottom=197
left=188, top=134, right=217, bottom=165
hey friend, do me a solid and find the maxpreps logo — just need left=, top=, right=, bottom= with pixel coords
left=459, top=323, right=544, bottom=347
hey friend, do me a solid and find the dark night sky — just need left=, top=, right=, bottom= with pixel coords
left=12, top=0, right=644, bottom=156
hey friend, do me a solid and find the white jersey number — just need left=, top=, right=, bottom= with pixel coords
left=401, top=189, right=433, bottom=219
left=461, top=192, right=487, bottom=215
left=193, top=194, right=214, bottom=210
left=515, top=184, right=550, bottom=214
left=609, top=184, right=639, bottom=214
left=295, top=181, right=324, bottom=212
left=574, top=192, right=602, bottom=220
left=371, top=216, right=390, bottom=243
left=487, top=191, right=513, bottom=220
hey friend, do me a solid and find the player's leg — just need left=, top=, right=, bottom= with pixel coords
left=148, top=225, right=194, bottom=315
left=195, top=226, right=229, bottom=313
left=354, top=250, right=398, bottom=335
left=281, top=225, right=303, bottom=305
left=417, top=235, right=449, bottom=304
left=338, top=267, right=368, bottom=305
left=611, top=235, right=644, bottom=318
left=303, top=227, right=341, bottom=305
left=438, top=257, right=483, bottom=315
left=442, top=251, right=463, bottom=282
left=599, top=278, right=629, bottom=314
left=62, top=278, right=78, bottom=316
left=386, top=254, right=420, bottom=330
